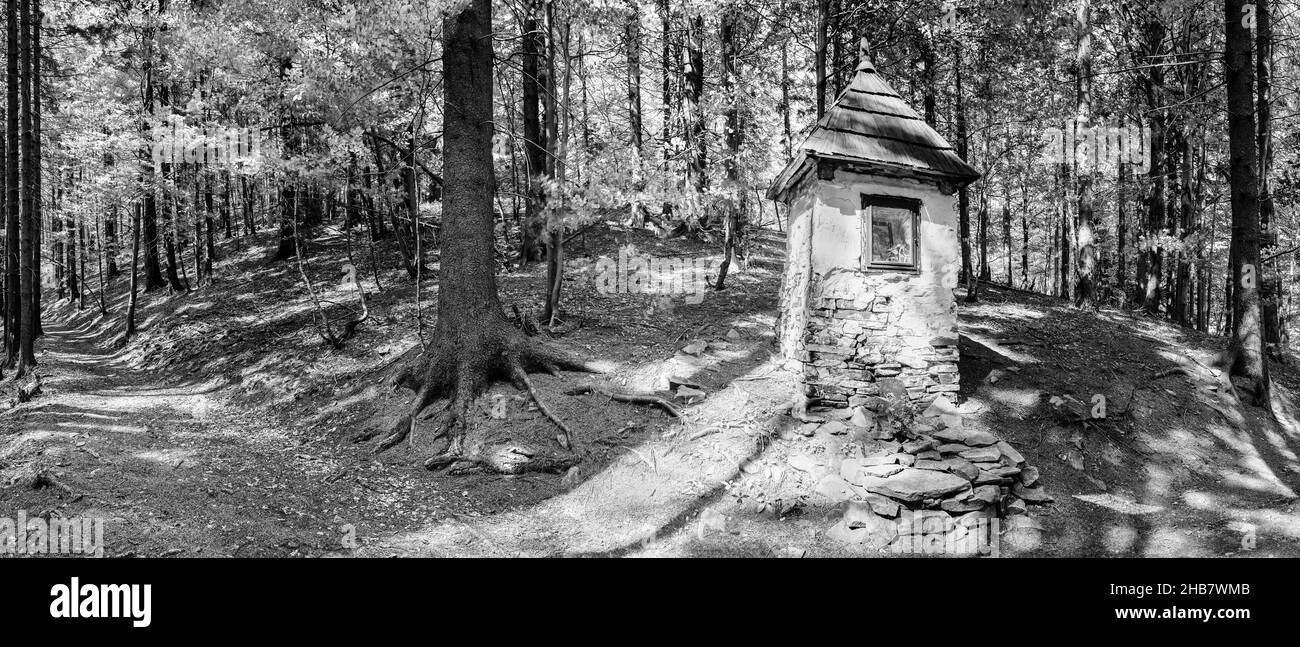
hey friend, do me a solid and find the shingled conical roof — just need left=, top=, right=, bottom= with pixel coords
left=768, top=39, right=980, bottom=200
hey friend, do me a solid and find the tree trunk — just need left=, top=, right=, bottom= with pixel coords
left=1073, top=0, right=1095, bottom=308
left=16, top=0, right=35, bottom=372
left=66, top=212, right=78, bottom=301
left=28, top=0, right=38, bottom=338
left=955, top=47, right=975, bottom=303
left=1020, top=176, right=1030, bottom=289
left=1257, top=0, right=1281, bottom=354
left=1002, top=185, right=1012, bottom=284
left=714, top=6, right=742, bottom=291
left=105, top=202, right=119, bottom=277
left=815, top=0, right=829, bottom=118
left=625, top=0, right=642, bottom=152
left=685, top=14, right=705, bottom=194
left=1059, top=162, right=1071, bottom=300
left=123, top=202, right=141, bottom=342
left=543, top=11, right=571, bottom=323
left=1224, top=0, right=1269, bottom=405
left=659, top=0, right=672, bottom=167
left=1117, top=158, right=1127, bottom=305
left=204, top=173, right=216, bottom=277
left=977, top=189, right=990, bottom=282
left=1173, top=132, right=1193, bottom=325
left=1139, top=19, right=1166, bottom=314
left=222, top=170, right=232, bottom=239
left=77, top=220, right=86, bottom=310
left=52, top=200, right=62, bottom=299
left=4, top=0, right=18, bottom=364
left=520, top=0, right=546, bottom=265
left=919, top=34, right=937, bottom=126
left=141, top=2, right=165, bottom=292
left=193, top=171, right=204, bottom=285
left=780, top=40, right=792, bottom=161
left=386, top=0, right=595, bottom=459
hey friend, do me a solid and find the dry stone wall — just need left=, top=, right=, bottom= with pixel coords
left=801, top=268, right=959, bottom=405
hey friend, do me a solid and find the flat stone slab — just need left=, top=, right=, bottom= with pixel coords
left=1012, top=483, right=1055, bottom=504
left=840, top=459, right=887, bottom=488
left=960, top=446, right=1002, bottom=463
left=941, top=498, right=987, bottom=513
left=915, top=457, right=979, bottom=482
left=997, top=440, right=1026, bottom=466
left=863, top=464, right=906, bottom=478
left=865, top=468, right=972, bottom=503
left=970, top=485, right=1000, bottom=504
left=815, top=475, right=856, bottom=502
left=821, top=420, right=849, bottom=436
left=933, top=428, right=997, bottom=447
left=859, top=493, right=901, bottom=518
left=861, top=455, right=900, bottom=467
left=902, top=437, right=936, bottom=454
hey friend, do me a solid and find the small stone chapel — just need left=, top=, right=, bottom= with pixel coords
left=768, top=38, right=981, bottom=408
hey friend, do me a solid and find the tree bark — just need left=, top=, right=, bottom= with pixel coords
left=815, top=0, right=829, bottom=118
left=122, top=202, right=141, bottom=342
left=685, top=14, right=705, bottom=193
left=384, top=0, right=595, bottom=459
left=1117, top=157, right=1127, bottom=305
left=1073, top=0, right=1095, bottom=308
left=4, top=0, right=18, bottom=364
left=141, top=1, right=166, bottom=292
left=543, top=10, right=570, bottom=324
left=1224, top=0, right=1269, bottom=405
left=1257, top=0, right=1281, bottom=353
left=16, top=0, right=36, bottom=372
left=520, top=0, right=546, bottom=264
left=659, top=0, right=672, bottom=167
left=204, top=173, right=216, bottom=277
left=714, top=6, right=742, bottom=290
left=955, top=46, right=975, bottom=303
left=28, top=0, right=38, bottom=338
left=780, top=40, right=792, bottom=161
left=625, top=0, right=643, bottom=152
left=1139, top=18, right=1166, bottom=314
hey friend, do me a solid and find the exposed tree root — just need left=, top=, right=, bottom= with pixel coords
left=364, top=329, right=602, bottom=470
left=424, top=445, right=580, bottom=475
left=508, top=353, right=573, bottom=450
left=16, top=374, right=42, bottom=403
left=350, top=428, right=382, bottom=443
left=564, top=385, right=682, bottom=418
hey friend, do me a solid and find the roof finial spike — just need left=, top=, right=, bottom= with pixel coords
left=857, top=37, right=874, bottom=71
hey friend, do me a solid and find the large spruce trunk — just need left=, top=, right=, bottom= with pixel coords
left=1224, top=0, right=1269, bottom=405
left=16, top=0, right=35, bottom=371
left=377, top=0, right=595, bottom=463
left=4, top=0, right=19, bottom=364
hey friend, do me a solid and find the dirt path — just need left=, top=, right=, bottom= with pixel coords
left=3, top=313, right=451, bottom=557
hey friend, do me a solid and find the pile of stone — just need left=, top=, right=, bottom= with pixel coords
left=799, top=396, right=1051, bottom=552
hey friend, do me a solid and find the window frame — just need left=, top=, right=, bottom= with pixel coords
left=860, top=194, right=922, bottom=272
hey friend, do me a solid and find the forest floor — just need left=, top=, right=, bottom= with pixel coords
left=3, top=222, right=1300, bottom=557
